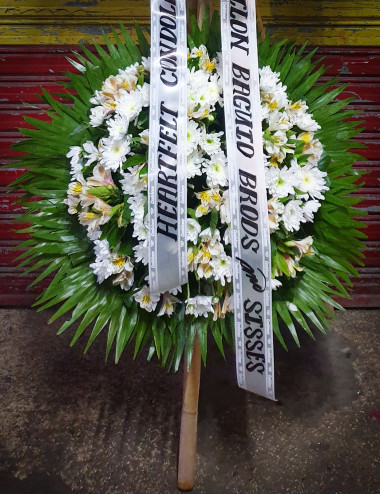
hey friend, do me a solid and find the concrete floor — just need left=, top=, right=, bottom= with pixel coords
left=0, top=308, right=379, bottom=494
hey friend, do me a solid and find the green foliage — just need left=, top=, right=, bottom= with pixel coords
left=7, top=16, right=366, bottom=367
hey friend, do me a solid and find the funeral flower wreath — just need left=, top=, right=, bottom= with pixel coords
left=10, top=15, right=366, bottom=367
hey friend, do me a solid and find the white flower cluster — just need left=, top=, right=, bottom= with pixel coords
left=259, top=66, right=328, bottom=235
left=64, top=48, right=329, bottom=317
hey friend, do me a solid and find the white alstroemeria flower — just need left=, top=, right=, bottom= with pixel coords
left=134, top=286, right=160, bottom=312
left=302, top=199, right=321, bottom=222
left=285, top=236, right=314, bottom=256
left=106, top=114, right=130, bottom=139
left=86, top=164, right=115, bottom=188
left=187, top=120, right=204, bottom=153
left=64, top=194, right=80, bottom=215
left=268, top=196, right=285, bottom=232
left=219, top=189, right=230, bottom=224
left=267, top=110, right=292, bottom=132
left=263, top=130, right=288, bottom=156
left=223, top=225, right=231, bottom=245
left=112, top=257, right=134, bottom=291
left=210, top=253, right=232, bottom=286
left=187, top=218, right=201, bottom=243
left=282, top=200, right=303, bottom=232
left=139, top=129, right=149, bottom=145
left=185, top=295, right=214, bottom=318
left=89, top=105, right=110, bottom=127
left=157, top=293, right=179, bottom=317
left=67, top=173, right=87, bottom=196
left=99, top=136, right=131, bottom=171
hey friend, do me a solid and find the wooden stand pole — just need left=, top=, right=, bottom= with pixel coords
left=177, top=336, right=202, bottom=491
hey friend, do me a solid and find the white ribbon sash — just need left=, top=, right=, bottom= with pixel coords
left=148, top=0, right=188, bottom=294
left=221, top=0, right=275, bottom=400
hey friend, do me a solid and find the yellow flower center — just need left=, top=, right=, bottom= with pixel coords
left=270, top=157, right=278, bottom=167
left=72, top=183, right=82, bottom=194
left=196, top=49, right=203, bottom=57
left=211, top=192, right=221, bottom=202
left=269, top=100, right=278, bottom=111
left=142, top=295, right=151, bottom=305
left=199, top=191, right=211, bottom=202
left=291, top=101, right=303, bottom=110
left=188, top=252, right=195, bottom=261
left=205, top=60, right=215, bottom=71
left=112, top=255, right=125, bottom=268
left=299, top=132, right=312, bottom=143
left=84, top=212, right=97, bottom=220
left=197, top=205, right=208, bottom=215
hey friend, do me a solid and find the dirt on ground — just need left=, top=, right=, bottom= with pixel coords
left=0, top=308, right=379, bottom=494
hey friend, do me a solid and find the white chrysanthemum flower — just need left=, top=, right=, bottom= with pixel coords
left=132, top=217, right=148, bottom=241
left=266, top=165, right=297, bottom=198
left=271, top=278, right=282, bottom=290
left=66, top=146, right=83, bottom=179
left=133, top=239, right=148, bottom=265
left=187, top=218, right=201, bottom=243
left=107, top=114, right=130, bottom=139
left=210, top=253, right=232, bottom=286
left=187, top=120, right=203, bottom=153
left=99, top=136, right=131, bottom=171
left=302, top=199, right=321, bottom=222
left=293, top=163, right=328, bottom=199
left=141, top=56, right=151, bottom=71
left=137, top=83, right=150, bottom=107
left=282, top=200, right=304, bottom=232
left=134, top=286, right=160, bottom=312
left=120, top=164, right=147, bottom=195
left=200, top=131, right=223, bottom=155
left=87, top=228, right=102, bottom=241
left=128, top=193, right=146, bottom=222
left=116, top=90, right=143, bottom=120
left=203, top=152, right=228, bottom=187
left=185, top=295, right=214, bottom=318
left=220, top=189, right=230, bottom=224
left=83, top=140, right=101, bottom=166
left=187, top=150, right=203, bottom=179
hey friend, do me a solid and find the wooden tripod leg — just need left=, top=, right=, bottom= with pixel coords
left=177, top=336, right=202, bottom=491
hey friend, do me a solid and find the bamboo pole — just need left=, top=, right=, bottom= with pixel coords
left=177, top=336, right=202, bottom=491
left=177, top=1, right=265, bottom=490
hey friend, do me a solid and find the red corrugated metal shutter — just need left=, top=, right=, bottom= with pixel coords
left=1, top=45, right=379, bottom=307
